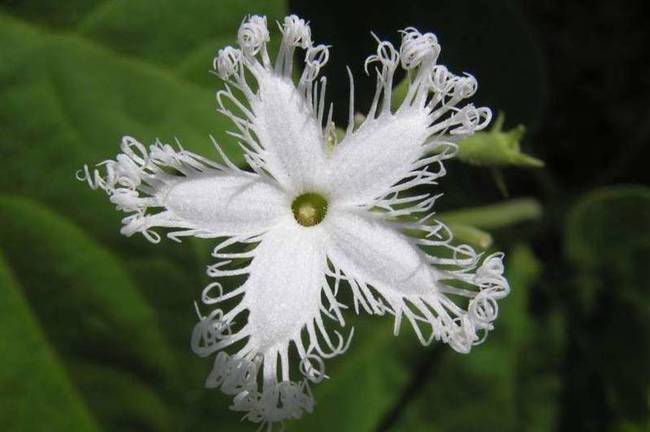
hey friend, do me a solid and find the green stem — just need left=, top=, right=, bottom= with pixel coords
left=437, top=198, right=542, bottom=230
left=444, top=223, right=493, bottom=249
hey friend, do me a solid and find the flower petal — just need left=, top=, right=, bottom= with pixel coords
left=78, top=136, right=287, bottom=242
left=324, top=209, right=509, bottom=353
left=160, top=172, right=287, bottom=237
left=242, top=221, right=328, bottom=353
left=324, top=208, right=435, bottom=303
left=326, top=109, right=437, bottom=206
left=325, top=29, right=490, bottom=210
left=249, top=74, right=327, bottom=192
left=213, top=16, right=332, bottom=194
left=191, top=220, right=349, bottom=425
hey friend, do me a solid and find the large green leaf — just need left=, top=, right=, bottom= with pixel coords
left=0, top=3, right=287, bottom=430
left=0, top=196, right=178, bottom=425
left=0, top=252, right=99, bottom=431
left=0, top=1, right=104, bottom=28
left=3, top=0, right=286, bottom=88
left=71, top=363, right=171, bottom=432
left=78, top=0, right=286, bottom=87
left=0, top=12, right=242, bottom=250
left=124, top=256, right=243, bottom=431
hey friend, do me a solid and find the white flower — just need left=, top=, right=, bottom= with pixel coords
left=78, top=14, right=509, bottom=429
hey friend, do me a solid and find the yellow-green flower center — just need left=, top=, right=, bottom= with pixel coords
left=291, top=193, right=328, bottom=227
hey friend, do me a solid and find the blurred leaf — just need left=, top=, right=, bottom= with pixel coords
left=2, top=1, right=286, bottom=84
left=0, top=1, right=104, bottom=28
left=563, top=185, right=650, bottom=427
left=77, top=0, right=286, bottom=87
left=0, top=195, right=175, bottom=388
left=287, top=318, right=412, bottom=432
left=566, top=185, right=650, bottom=313
left=124, top=256, right=231, bottom=430
left=0, top=12, right=242, bottom=249
left=566, top=186, right=650, bottom=269
left=127, top=257, right=199, bottom=359
left=392, top=245, right=563, bottom=431
left=0, top=252, right=99, bottom=432
left=72, top=363, right=171, bottom=432
left=0, top=5, right=290, bottom=430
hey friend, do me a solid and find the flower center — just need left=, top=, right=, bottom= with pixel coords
left=291, top=193, right=328, bottom=227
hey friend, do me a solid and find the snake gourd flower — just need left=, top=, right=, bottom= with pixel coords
left=78, top=14, right=510, bottom=429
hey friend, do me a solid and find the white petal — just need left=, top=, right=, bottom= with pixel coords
left=326, top=30, right=491, bottom=210
left=78, top=136, right=287, bottom=242
left=192, top=220, right=349, bottom=425
left=324, top=209, right=435, bottom=300
left=243, top=221, right=328, bottom=352
left=324, top=209, right=509, bottom=353
left=161, top=173, right=287, bottom=237
left=326, top=109, right=436, bottom=206
left=250, top=74, right=327, bottom=192
left=213, top=16, right=332, bottom=194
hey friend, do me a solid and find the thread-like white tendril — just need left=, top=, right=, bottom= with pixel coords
left=76, top=136, right=239, bottom=243
left=281, top=15, right=312, bottom=49
left=399, top=27, right=440, bottom=69
left=238, top=15, right=269, bottom=56
left=214, top=47, right=242, bottom=80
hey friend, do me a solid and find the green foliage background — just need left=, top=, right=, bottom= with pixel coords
left=0, top=0, right=647, bottom=431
